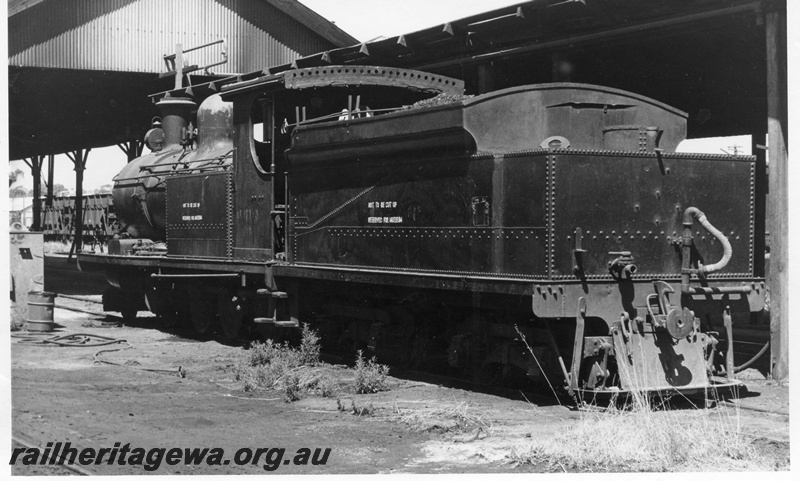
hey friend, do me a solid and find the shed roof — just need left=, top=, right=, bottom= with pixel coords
left=156, top=0, right=772, bottom=140
left=8, top=0, right=358, bottom=73
left=8, top=0, right=358, bottom=159
left=8, top=0, right=356, bottom=47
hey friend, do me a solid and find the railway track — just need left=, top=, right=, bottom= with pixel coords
left=11, top=433, right=94, bottom=476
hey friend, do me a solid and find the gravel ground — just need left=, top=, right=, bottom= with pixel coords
left=5, top=255, right=789, bottom=475
left=7, top=301, right=791, bottom=475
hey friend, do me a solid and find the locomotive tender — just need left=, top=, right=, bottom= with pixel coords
left=78, top=66, right=766, bottom=396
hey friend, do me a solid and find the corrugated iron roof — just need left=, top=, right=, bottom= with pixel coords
left=8, top=0, right=358, bottom=73
left=256, top=0, right=764, bottom=73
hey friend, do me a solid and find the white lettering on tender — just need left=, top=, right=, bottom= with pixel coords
left=368, top=216, right=403, bottom=224
left=367, top=201, right=398, bottom=208
left=182, top=215, right=203, bottom=221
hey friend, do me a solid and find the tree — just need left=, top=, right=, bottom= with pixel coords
left=94, top=184, right=112, bottom=194
left=10, top=186, right=31, bottom=198
left=40, top=182, right=69, bottom=196
left=9, top=169, right=23, bottom=186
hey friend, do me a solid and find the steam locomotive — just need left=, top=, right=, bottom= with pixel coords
left=78, top=66, right=766, bottom=397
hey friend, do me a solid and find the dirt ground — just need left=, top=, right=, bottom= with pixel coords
left=8, top=292, right=791, bottom=475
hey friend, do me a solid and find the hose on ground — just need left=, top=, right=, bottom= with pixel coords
left=13, top=332, right=184, bottom=377
left=12, top=333, right=127, bottom=347
left=93, top=345, right=185, bottom=377
left=734, top=340, right=770, bottom=373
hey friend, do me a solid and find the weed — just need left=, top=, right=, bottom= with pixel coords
left=283, top=374, right=302, bottom=403
left=335, top=397, right=374, bottom=416
left=235, top=325, right=321, bottom=399
left=350, top=399, right=375, bottom=417
left=313, top=375, right=337, bottom=398
left=299, top=323, right=321, bottom=365
left=353, top=350, right=390, bottom=394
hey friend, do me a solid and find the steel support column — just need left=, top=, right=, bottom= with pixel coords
left=765, top=1, right=787, bottom=380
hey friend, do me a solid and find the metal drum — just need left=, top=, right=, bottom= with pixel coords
left=27, top=291, right=56, bottom=332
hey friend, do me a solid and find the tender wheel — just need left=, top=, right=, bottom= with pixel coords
left=189, top=292, right=217, bottom=336
left=145, top=286, right=181, bottom=328
left=218, top=293, right=244, bottom=340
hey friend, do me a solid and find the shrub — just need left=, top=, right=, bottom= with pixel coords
left=283, top=374, right=302, bottom=402
left=311, top=375, right=337, bottom=398
left=353, top=350, right=389, bottom=394
left=299, top=323, right=321, bottom=365
left=235, top=325, right=321, bottom=395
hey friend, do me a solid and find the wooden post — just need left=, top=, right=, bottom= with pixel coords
left=765, top=2, right=787, bottom=380
left=66, top=149, right=90, bottom=261
left=751, top=133, right=767, bottom=281
left=22, top=155, right=44, bottom=230
left=118, top=140, right=144, bottom=163
left=46, top=154, right=54, bottom=207
left=31, top=155, right=43, bottom=231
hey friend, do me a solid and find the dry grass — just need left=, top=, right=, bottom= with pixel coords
left=511, top=394, right=777, bottom=472
left=394, top=401, right=492, bottom=436
left=509, top=324, right=778, bottom=472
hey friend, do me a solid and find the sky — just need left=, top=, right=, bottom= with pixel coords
left=299, top=0, right=525, bottom=43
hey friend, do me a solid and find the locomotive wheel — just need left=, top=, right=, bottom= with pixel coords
left=218, top=293, right=244, bottom=340
left=189, top=293, right=217, bottom=336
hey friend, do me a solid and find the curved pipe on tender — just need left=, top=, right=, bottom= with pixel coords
left=680, top=207, right=749, bottom=295
left=682, top=207, right=732, bottom=275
